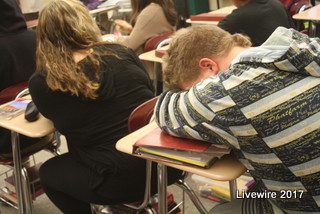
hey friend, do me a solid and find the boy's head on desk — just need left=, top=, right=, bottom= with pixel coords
left=163, top=25, right=251, bottom=90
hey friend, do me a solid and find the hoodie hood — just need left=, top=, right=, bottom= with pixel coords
left=232, top=27, right=320, bottom=73
left=0, top=0, right=27, bottom=36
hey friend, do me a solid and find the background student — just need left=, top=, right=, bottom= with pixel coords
left=79, top=0, right=101, bottom=10
left=155, top=25, right=320, bottom=213
left=218, top=0, right=295, bottom=46
left=0, top=0, right=44, bottom=158
left=109, top=0, right=178, bottom=54
left=29, top=1, right=182, bottom=213
left=16, top=0, right=44, bottom=20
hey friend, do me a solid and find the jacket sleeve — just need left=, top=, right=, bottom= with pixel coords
left=154, top=76, right=241, bottom=149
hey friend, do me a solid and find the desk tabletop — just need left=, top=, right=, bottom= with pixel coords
left=139, top=46, right=168, bottom=63
left=0, top=99, right=54, bottom=138
left=116, top=122, right=247, bottom=181
left=89, top=5, right=118, bottom=15
left=186, top=5, right=236, bottom=25
left=139, top=50, right=163, bottom=63
left=293, top=5, right=320, bottom=21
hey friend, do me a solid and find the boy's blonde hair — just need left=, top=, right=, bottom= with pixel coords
left=163, top=25, right=251, bottom=90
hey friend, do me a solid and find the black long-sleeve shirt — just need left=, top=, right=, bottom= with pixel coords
left=218, top=0, right=295, bottom=46
left=29, top=44, right=155, bottom=186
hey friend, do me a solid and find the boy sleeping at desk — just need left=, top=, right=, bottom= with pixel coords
left=154, top=25, right=320, bottom=213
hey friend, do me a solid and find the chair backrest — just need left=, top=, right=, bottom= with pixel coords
left=0, top=81, right=29, bottom=105
left=128, top=97, right=159, bottom=133
left=289, top=0, right=312, bottom=16
left=278, top=0, right=295, bottom=9
left=143, top=32, right=174, bottom=53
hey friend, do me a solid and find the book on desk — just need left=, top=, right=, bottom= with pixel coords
left=190, top=13, right=228, bottom=22
left=0, top=98, right=31, bottom=120
left=133, top=127, right=230, bottom=168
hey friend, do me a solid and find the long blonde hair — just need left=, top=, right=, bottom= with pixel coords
left=163, top=25, right=252, bottom=90
left=36, top=0, right=105, bottom=99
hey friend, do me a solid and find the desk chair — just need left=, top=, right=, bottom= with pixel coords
left=279, top=0, right=312, bottom=33
left=0, top=82, right=60, bottom=208
left=290, top=0, right=313, bottom=34
left=123, top=97, right=208, bottom=214
left=143, top=32, right=173, bottom=53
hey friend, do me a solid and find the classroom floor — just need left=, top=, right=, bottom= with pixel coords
left=0, top=135, right=221, bottom=214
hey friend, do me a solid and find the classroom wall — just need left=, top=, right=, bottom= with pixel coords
left=209, top=0, right=232, bottom=10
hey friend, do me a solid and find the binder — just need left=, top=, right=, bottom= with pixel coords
left=133, top=128, right=230, bottom=168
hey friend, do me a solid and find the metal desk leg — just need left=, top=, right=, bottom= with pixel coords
left=11, top=131, right=33, bottom=214
left=157, top=164, right=167, bottom=214
left=216, top=0, right=220, bottom=9
left=229, top=179, right=237, bottom=201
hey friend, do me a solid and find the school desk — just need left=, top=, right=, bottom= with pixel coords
left=139, top=46, right=169, bottom=95
left=139, top=49, right=164, bottom=64
left=116, top=122, right=247, bottom=214
left=186, top=5, right=236, bottom=25
left=292, top=4, right=320, bottom=37
left=0, top=99, right=55, bottom=214
left=89, top=5, right=118, bottom=16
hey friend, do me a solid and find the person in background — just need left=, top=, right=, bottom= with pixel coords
left=218, top=0, right=295, bottom=46
left=155, top=25, right=320, bottom=213
left=16, top=0, right=44, bottom=20
left=109, top=0, right=178, bottom=54
left=29, top=1, right=182, bottom=213
left=0, top=0, right=44, bottom=158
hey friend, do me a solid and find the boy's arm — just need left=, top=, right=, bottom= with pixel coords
left=154, top=77, right=240, bottom=149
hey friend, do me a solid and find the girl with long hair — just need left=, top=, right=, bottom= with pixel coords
left=110, top=0, right=178, bottom=54
left=29, top=0, right=182, bottom=213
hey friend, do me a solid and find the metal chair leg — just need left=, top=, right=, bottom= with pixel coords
left=229, top=179, right=237, bottom=201
left=174, top=177, right=208, bottom=214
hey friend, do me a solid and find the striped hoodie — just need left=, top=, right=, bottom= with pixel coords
left=155, top=27, right=320, bottom=213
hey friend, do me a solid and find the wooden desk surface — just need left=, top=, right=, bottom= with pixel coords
left=89, top=5, right=118, bottom=15
left=293, top=5, right=320, bottom=21
left=116, top=122, right=247, bottom=181
left=0, top=100, right=54, bottom=138
left=139, top=50, right=163, bottom=63
left=186, top=5, right=236, bottom=25
left=139, top=46, right=168, bottom=63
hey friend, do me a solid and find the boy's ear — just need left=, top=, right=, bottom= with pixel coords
left=199, top=58, right=219, bottom=76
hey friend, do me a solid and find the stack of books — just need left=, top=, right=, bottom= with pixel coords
left=109, top=192, right=181, bottom=214
left=133, top=128, right=231, bottom=168
left=190, top=13, right=227, bottom=22
left=192, top=174, right=254, bottom=203
left=0, top=163, right=44, bottom=206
